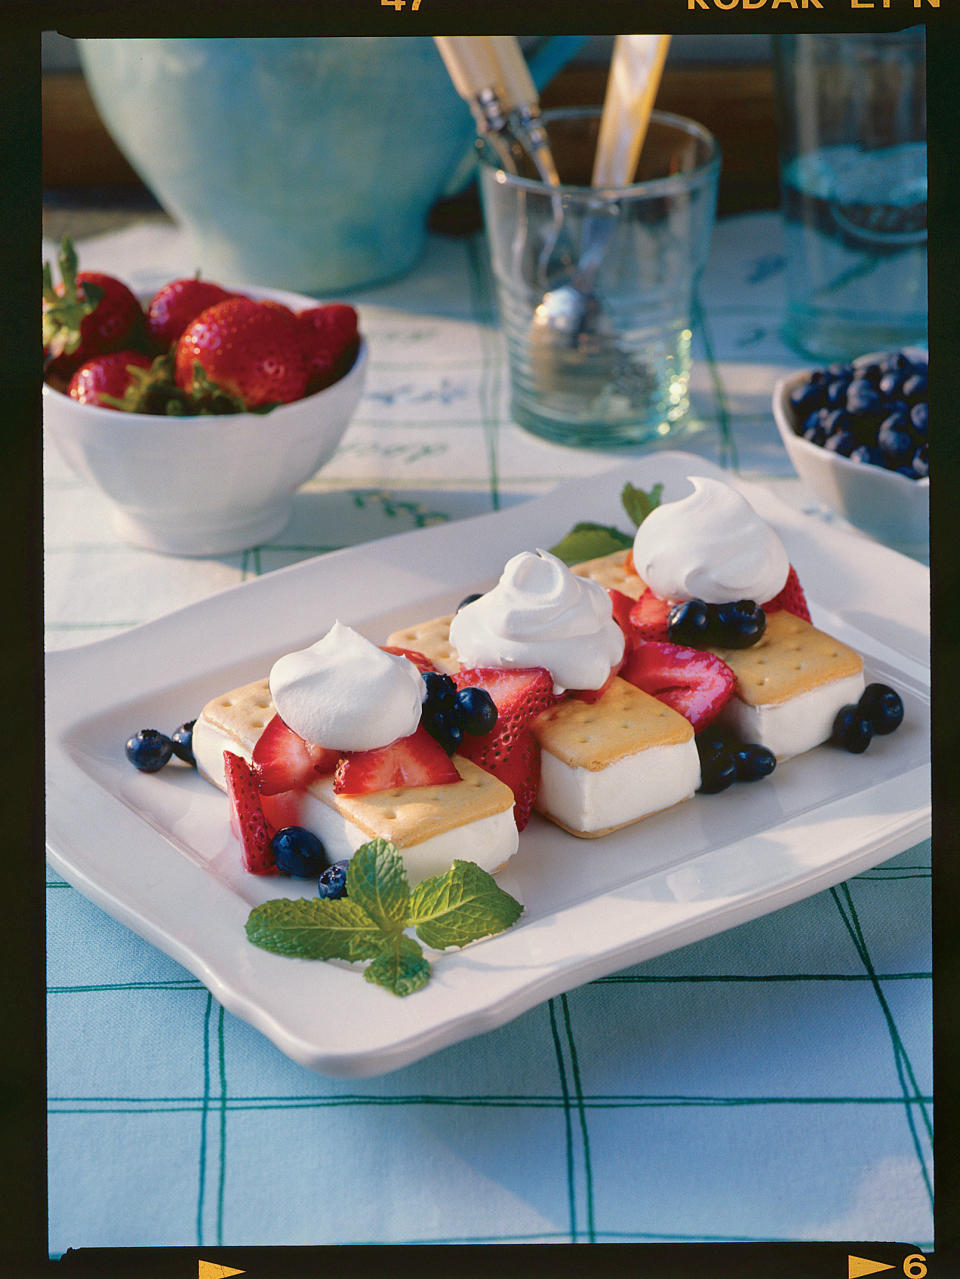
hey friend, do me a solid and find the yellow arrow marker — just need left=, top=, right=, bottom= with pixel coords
left=848, top=1257, right=895, bottom=1279
left=198, top=1264, right=245, bottom=1279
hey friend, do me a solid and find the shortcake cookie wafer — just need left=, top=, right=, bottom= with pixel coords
left=531, top=677, right=700, bottom=835
left=386, top=615, right=460, bottom=674
left=571, top=549, right=646, bottom=599
left=193, top=678, right=517, bottom=882
left=707, top=611, right=864, bottom=758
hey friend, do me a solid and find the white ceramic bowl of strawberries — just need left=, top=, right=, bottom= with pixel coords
left=42, top=248, right=367, bottom=557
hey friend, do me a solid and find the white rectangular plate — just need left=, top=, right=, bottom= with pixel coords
left=45, top=453, right=931, bottom=1077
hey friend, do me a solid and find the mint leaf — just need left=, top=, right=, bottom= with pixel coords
left=548, top=521, right=633, bottom=566
left=346, top=839, right=410, bottom=933
left=621, top=482, right=663, bottom=528
left=245, top=896, right=383, bottom=962
left=364, top=934, right=431, bottom=997
left=409, top=860, right=524, bottom=950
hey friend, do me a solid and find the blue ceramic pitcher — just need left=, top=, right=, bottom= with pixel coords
left=78, top=36, right=584, bottom=294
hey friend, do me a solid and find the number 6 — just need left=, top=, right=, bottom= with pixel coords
left=903, top=1255, right=927, bottom=1278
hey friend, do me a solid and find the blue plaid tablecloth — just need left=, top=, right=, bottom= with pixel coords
left=44, top=212, right=932, bottom=1254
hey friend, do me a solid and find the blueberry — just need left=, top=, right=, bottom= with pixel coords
left=827, top=362, right=854, bottom=380
left=789, top=378, right=827, bottom=417
left=859, top=361, right=884, bottom=386
left=667, top=598, right=712, bottom=646
left=421, top=671, right=457, bottom=709
left=697, top=748, right=738, bottom=794
left=423, top=706, right=463, bottom=754
left=857, top=683, right=904, bottom=735
left=125, top=728, right=174, bottom=772
left=317, top=859, right=349, bottom=899
left=877, top=419, right=915, bottom=467
left=831, top=705, right=873, bottom=754
left=712, top=600, right=766, bottom=649
left=170, top=719, right=196, bottom=766
left=733, top=743, right=777, bottom=782
left=271, top=826, right=328, bottom=878
left=802, top=420, right=828, bottom=447
left=909, top=401, right=928, bottom=435
left=822, top=408, right=854, bottom=435
left=849, top=444, right=886, bottom=468
left=802, top=409, right=828, bottom=439
left=846, top=379, right=882, bottom=415
left=912, top=442, right=929, bottom=478
left=823, top=429, right=857, bottom=457
left=825, top=379, right=851, bottom=408
left=901, top=373, right=928, bottom=403
left=457, top=592, right=483, bottom=612
left=695, top=725, right=737, bottom=759
left=877, top=370, right=905, bottom=399
left=454, top=686, right=498, bottom=736
left=881, top=351, right=913, bottom=373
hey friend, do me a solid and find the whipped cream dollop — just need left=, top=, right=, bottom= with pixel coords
left=631, top=476, right=789, bottom=605
left=268, top=621, right=424, bottom=751
left=449, top=549, right=624, bottom=693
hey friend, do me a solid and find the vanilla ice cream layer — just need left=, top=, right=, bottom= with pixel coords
left=716, top=670, right=866, bottom=760
left=192, top=719, right=517, bottom=885
left=537, top=739, right=701, bottom=835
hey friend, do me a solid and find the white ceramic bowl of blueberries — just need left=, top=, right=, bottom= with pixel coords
left=773, top=347, right=928, bottom=557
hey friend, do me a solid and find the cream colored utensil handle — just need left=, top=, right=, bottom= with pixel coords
left=434, top=35, right=505, bottom=104
left=591, top=33, right=671, bottom=188
left=487, top=35, right=561, bottom=187
left=486, top=35, right=537, bottom=110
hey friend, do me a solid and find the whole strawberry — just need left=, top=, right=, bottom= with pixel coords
left=175, top=296, right=309, bottom=411
left=43, top=237, right=146, bottom=381
left=145, top=277, right=238, bottom=351
left=297, top=303, right=359, bottom=393
left=67, top=351, right=153, bottom=409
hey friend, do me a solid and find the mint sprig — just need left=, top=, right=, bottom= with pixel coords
left=548, top=482, right=662, bottom=565
left=245, top=839, right=524, bottom=997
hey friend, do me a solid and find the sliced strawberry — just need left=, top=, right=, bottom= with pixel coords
left=452, top=666, right=556, bottom=769
left=628, top=588, right=671, bottom=642
left=452, top=666, right=555, bottom=830
left=620, top=641, right=735, bottom=732
left=334, top=723, right=459, bottom=795
left=223, top=751, right=279, bottom=875
left=574, top=668, right=619, bottom=705
left=379, top=645, right=437, bottom=674
left=252, top=713, right=339, bottom=796
left=259, top=787, right=304, bottom=832
left=491, top=728, right=541, bottom=832
left=608, top=587, right=636, bottom=640
left=763, top=565, right=811, bottom=623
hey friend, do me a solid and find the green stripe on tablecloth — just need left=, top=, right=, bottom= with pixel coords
left=465, top=236, right=501, bottom=511
left=692, top=290, right=739, bottom=473
left=830, top=883, right=934, bottom=1213
left=560, top=993, right=596, bottom=1243
left=196, top=992, right=214, bottom=1246
left=216, top=1002, right=228, bottom=1246
left=548, top=998, right=578, bottom=1241
left=48, top=1093, right=933, bottom=1114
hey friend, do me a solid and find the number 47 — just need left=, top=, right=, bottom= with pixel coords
left=382, top=0, right=422, bottom=9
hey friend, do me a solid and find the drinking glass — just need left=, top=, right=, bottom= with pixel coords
left=477, top=107, right=720, bottom=449
left=773, top=30, right=927, bottom=361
